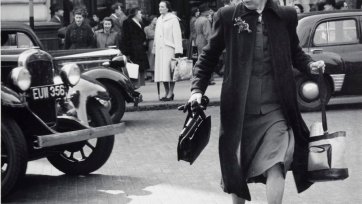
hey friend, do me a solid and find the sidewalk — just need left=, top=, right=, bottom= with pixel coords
left=126, top=77, right=222, bottom=112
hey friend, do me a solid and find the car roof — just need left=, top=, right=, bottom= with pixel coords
left=298, top=10, right=362, bottom=20
left=1, top=21, right=33, bottom=31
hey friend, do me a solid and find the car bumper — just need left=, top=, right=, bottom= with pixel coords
left=36, top=122, right=125, bottom=148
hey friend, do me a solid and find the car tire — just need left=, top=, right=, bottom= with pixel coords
left=47, top=100, right=115, bottom=175
left=296, top=76, right=331, bottom=112
left=1, top=116, right=28, bottom=197
left=100, top=80, right=126, bottom=123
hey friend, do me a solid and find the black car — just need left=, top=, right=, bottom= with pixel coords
left=1, top=45, right=125, bottom=197
left=295, top=10, right=362, bottom=111
left=1, top=22, right=142, bottom=122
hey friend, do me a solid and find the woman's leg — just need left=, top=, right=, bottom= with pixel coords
left=266, top=164, right=285, bottom=204
left=168, top=82, right=175, bottom=98
left=163, top=82, right=169, bottom=98
left=231, top=194, right=245, bottom=204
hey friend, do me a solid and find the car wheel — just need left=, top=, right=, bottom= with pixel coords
left=296, top=76, right=331, bottom=112
left=100, top=80, right=126, bottom=123
left=47, top=100, right=115, bottom=175
left=1, top=116, right=28, bottom=197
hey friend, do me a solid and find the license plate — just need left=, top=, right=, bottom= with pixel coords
left=30, top=84, right=66, bottom=100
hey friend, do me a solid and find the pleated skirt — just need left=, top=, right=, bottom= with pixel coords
left=241, top=109, right=295, bottom=183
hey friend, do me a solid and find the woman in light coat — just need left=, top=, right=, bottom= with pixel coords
left=153, top=1, right=183, bottom=101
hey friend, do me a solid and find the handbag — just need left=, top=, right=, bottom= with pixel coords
left=177, top=96, right=211, bottom=165
left=126, top=60, right=139, bottom=79
left=171, top=57, right=193, bottom=82
left=307, top=69, right=349, bottom=182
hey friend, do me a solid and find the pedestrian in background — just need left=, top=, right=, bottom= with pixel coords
left=110, top=3, right=127, bottom=33
left=187, top=7, right=199, bottom=59
left=64, top=8, right=94, bottom=49
left=90, top=13, right=102, bottom=31
left=195, top=4, right=211, bottom=56
left=195, top=4, right=215, bottom=85
left=187, top=0, right=325, bottom=203
left=153, top=1, right=183, bottom=101
left=336, top=0, right=348, bottom=9
left=50, top=4, right=64, bottom=26
left=324, top=0, right=337, bottom=10
left=294, top=3, right=304, bottom=13
left=94, top=17, right=118, bottom=48
left=144, top=15, right=158, bottom=81
left=122, top=7, right=149, bottom=88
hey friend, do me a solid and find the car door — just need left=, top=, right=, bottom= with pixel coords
left=310, top=16, right=362, bottom=94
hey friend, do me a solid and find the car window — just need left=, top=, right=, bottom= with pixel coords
left=313, top=19, right=358, bottom=46
left=1, top=32, right=34, bottom=49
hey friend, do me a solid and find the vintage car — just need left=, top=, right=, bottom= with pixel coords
left=1, top=45, right=126, bottom=197
left=295, top=10, right=362, bottom=111
left=1, top=22, right=142, bottom=122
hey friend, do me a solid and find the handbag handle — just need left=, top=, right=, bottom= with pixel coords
left=318, top=69, right=328, bottom=135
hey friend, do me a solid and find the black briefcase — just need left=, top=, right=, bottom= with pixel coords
left=177, top=97, right=211, bottom=165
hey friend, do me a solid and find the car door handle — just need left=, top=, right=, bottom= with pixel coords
left=311, top=49, right=323, bottom=54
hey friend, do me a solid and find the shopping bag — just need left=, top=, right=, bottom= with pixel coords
left=177, top=96, right=211, bottom=165
left=171, top=57, right=193, bottom=82
left=126, top=62, right=139, bottom=79
left=307, top=69, right=348, bottom=182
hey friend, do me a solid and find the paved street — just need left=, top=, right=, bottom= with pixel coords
left=4, top=103, right=362, bottom=204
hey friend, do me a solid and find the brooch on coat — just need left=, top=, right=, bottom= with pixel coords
left=234, top=17, right=252, bottom=33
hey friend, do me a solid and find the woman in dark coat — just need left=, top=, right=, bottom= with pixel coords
left=64, top=8, right=94, bottom=49
left=187, top=0, right=325, bottom=203
left=122, top=7, right=150, bottom=87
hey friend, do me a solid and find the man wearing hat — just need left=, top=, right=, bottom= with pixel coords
left=194, top=4, right=212, bottom=57
left=194, top=4, right=215, bottom=85
left=50, top=4, right=64, bottom=26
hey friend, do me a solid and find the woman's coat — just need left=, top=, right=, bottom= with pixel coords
left=64, top=22, right=94, bottom=49
left=122, top=18, right=149, bottom=71
left=153, top=13, right=183, bottom=82
left=191, top=1, right=314, bottom=200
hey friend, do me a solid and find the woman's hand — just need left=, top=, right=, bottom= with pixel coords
left=188, top=92, right=202, bottom=104
left=309, top=60, right=325, bottom=75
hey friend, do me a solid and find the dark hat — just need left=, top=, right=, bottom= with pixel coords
left=198, top=3, right=210, bottom=13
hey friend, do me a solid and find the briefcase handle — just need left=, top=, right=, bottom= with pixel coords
left=178, top=96, right=209, bottom=114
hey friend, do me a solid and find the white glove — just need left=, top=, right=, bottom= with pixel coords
left=309, top=60, right=326, bottom=75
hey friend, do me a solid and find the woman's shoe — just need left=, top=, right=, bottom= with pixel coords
left=163, top=94, right=174, bottom=101
left=159, top=96, right=167, bottom=101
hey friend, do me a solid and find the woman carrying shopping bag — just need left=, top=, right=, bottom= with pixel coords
left=122, top=7, right=149, bottom=88
left=153, top=1, right=183, bottom=101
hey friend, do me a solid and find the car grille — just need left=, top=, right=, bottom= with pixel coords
left=27, top=60, right=57, bottom=126
left=27, top=60, right=54, bottom=86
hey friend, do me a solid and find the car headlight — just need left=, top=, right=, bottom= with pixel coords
left=11, top=67, right=31, bottom=91
left=60, top=63, right=80, bottom=86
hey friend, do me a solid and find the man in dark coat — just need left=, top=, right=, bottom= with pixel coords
left=187, top=0, right=325, bottom=203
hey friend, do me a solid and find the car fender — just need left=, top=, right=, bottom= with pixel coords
left=1, top=85, right=27, bottom=108
left=68, top=76, right=110, bottom=126
left=81, top=67, right=135, bottom=102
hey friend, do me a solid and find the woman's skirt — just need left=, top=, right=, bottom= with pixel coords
left=241, top=109, right=295, bottom=183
